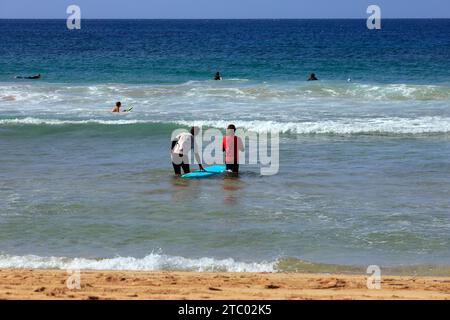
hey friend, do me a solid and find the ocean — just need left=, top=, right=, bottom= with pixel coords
left=0, top=19, right=449, bottom=274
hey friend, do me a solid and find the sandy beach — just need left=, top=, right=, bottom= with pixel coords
left=0, top=269, right=449, bottom=300
left=1, top=18, right=450, bottom=303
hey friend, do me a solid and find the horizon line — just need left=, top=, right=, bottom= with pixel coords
left=1, top=17, right=449, bottom=20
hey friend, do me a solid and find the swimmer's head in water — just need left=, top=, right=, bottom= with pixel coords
left=116, top=101, right=121, bottom=107
left=308, top=73, right=318, bottom=81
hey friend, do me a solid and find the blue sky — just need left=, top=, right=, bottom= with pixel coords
left=1, top=0, right=449, bottom=18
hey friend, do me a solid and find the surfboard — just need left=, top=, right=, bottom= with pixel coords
left=181, top=165, right=226, bottom=179
left=123, top=107, right=133, bottom=112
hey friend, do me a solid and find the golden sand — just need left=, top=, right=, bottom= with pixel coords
left=1, top=269, right=449, bottom=300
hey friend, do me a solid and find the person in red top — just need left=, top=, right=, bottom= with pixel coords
left=222, top=124, right=244, bottom=173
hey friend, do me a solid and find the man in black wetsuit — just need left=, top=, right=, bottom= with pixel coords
left=307, top=73, right=318, bottom=81
left=16, top=73, right=41, bottom=79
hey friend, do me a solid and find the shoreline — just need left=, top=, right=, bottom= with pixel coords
left=0, top=269, right=449, bottom=300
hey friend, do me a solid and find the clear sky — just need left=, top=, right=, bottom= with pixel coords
left=0, top=0, right=449, bottom=19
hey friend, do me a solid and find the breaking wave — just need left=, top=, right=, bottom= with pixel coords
left=0, top=81, right=449, bottom=103
left=0, top=253, right=276, bottom=272
left=1, top=116, right=449, bottom=136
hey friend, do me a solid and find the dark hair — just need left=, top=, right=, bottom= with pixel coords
left=190, top=126, right=200, bottom=135
left=227, top=124, right=236, bottom=131
left=116, top=101, right=121, bottom=107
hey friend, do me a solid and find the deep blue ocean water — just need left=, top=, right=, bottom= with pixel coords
left=1, top=19, right=449, bottom=84
left=0, top=20, right=449, bottom=273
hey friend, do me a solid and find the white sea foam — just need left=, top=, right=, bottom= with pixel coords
left=0, top=254, right=276, bottom=272
left=175, top=117, right=450, bottom=135
left=0, top=117, right=153, bottom=126
left=1, top=116, right=450, bottom=135
left=0, top=82, right=448, bottom=104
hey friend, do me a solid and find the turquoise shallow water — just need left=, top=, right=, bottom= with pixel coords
left=0, top=20, right=450, bottom=273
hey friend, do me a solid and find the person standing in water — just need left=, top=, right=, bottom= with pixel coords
left=171, top=126, right=205, bottom=175
left=214, top=72, right=222, bottom=80
left=111, top=101, right=121, bottom=112
left=308, top=73, right=318, bottom=81
left=222, top=124, right=245, bottom=174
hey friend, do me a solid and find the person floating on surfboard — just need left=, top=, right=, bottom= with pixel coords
left=214, top=71, right=222, bottom=80
left=222, top=124, right=245, bottom=174
left=111, top=101, right=133, bottom=112
left=171, top=126, right=205, bottom=175
left=15, top=73, right=41, bottom=80
left=111, top=101, right=122, bottom=112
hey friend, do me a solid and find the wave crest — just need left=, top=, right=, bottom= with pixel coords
left=1, top=81, right=449, bottom=102
left=0, top=254, right=275, bottom=272
left=177, top=117, right=450, bottom=135
left=1, top=117, right=450, bottom=135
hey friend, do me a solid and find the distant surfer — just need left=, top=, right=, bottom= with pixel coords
left=15, top=73, right=41, bottom=80
left=222, top=124, right=244, bottom=174
left=171, top=126, right=205, bottom=175
left=111, top=101, right=133, bottom=112
left=307, top=73, right=318, bottom=81
left=214, top=72, right=222, bottom=80
left=111, top=101, right=122, bottom=112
